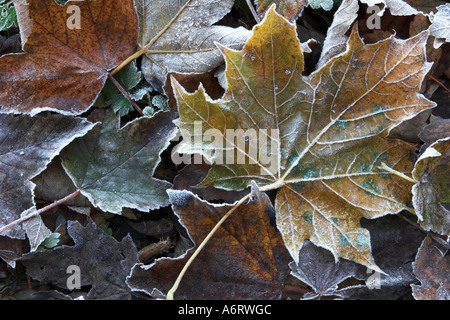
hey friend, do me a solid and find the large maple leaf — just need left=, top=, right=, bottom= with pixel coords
left=0, top=0, right=137, bottom=115
left=172, top=6, right=436, bottom=269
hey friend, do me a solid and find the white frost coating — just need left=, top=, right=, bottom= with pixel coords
left=21, top=206, right=51, bottom=252
left=429, top=4, right=450, bottom=48
left=138, top=0, right=252, bottom=91
left=317, top=0, right=359, bottom=69
left=416, top=136, right=450, bottom=165
left=360, top=0, right=419, bottom=16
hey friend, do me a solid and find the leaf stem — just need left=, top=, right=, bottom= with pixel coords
left=110, top=48, right=146, bottom=76
left=378, top=162, right=417, bottom=184
left=166, top=192, right=252, bottom=300
left=111, top=0, right=195, bottom=76
left=427, top=74, right=450, bottom=94
left=107, top=73, right=144, bottom=116
left=0, top=190, right=81, bottom=235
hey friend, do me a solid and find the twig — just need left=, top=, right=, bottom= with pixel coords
left=427, top=74, right=450, bottom=94
left=166, top=192, right=252, bottom=300
left=0, top=190, right=81, bottom=235
left=246, top=0, right=261, bottom=23
left=107, top=73, right=144, bottom=116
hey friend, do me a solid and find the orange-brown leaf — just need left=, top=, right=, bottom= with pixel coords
left=127, top=188, right=291, bottom=299
left=0, top=0, right=137, bottom=115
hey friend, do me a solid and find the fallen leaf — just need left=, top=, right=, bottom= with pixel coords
left=21, top=207, right=51, bottom=252
left=0, top=0, right=17, bottom=31
left=411, top=234, right=450, bottom=300
left=418, top=118, right=450, bottom=151
left=255, top=0, right=308, bottom=21
left=291, top=212, right=425, bottom=299
left=173, top=163, right=250, bottom=203
left=32, top=157, right=90, bottom=207
left=0, top=0, right=138, bottom=115
left=316, top=0, right=359, bottom=69
left=309, top=0, right=335, bottom=11
left=173, top=6, right=435, bottom=269
left=19, top=220, right=139, bottom=299
left=61, top=110, right=177, bottom=214
left=136, top=0, right=251, bottom=92
left=127, top=186, right=291, bottom=299
left=289, top=240, right=361, bottom=299
left=319, top=0, right=433, bottom=68
left=341, top=213, right=424, bottom=299
left=0, top=113, right=95, bottom=239
left=429, top=4, right=450, bottom=48
left=403, top=0, right=447, bottom=14
left=412, top=137, right=450, bottom=236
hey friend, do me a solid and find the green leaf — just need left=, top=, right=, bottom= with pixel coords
left=95, top=61, right=142, bottom=117
left=43, top=233, right=60, bottom=249
left=152, top=95, right=169, bottom=111
left=61, top=111, right=177, bottom=214
left=309, top=0, right=336, bottom=11
left=0, top=0, right=17, bottom=31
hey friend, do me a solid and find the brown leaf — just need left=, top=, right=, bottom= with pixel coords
left=127, top=187, right=291, bottom=299
left=0, top=0, right=137, bottom=115
left=411, top=234, right=450, bottom=300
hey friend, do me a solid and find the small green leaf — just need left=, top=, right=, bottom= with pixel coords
left=308, top=0, right=335, bottom=11
left=99, top=224, right=113, bottom=236
left=0, top=0, right=17, bottom=31
left=95, top=61, right=142, bottom=117
left=152, top=95, right=169, bottom=111
left=43, top=233, right=60, bottom=249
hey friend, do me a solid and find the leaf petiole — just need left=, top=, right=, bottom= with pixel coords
left=166, top=192, right=251, bottom=300
left=378, top=162, right=417, bottom=184
left=107, top=73, right=144, bottom=116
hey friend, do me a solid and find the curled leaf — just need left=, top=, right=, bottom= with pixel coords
left=412, top=137, right=450, bottom=236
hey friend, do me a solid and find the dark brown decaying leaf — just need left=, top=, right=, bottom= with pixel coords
left=19, top=220, right=139, bottom=300
left=127, top=187, right=291, bottom=299
left=289, top=240, right=361, bottom=299
left=0, top=0, right=138, bottom=115
left=290, top=213, right=425, bottom=300
left=0, top=113, right=95, bottom=239
left=411, top=234, right=450, bottom=300
left=419, top=118, right=450, bottom=151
